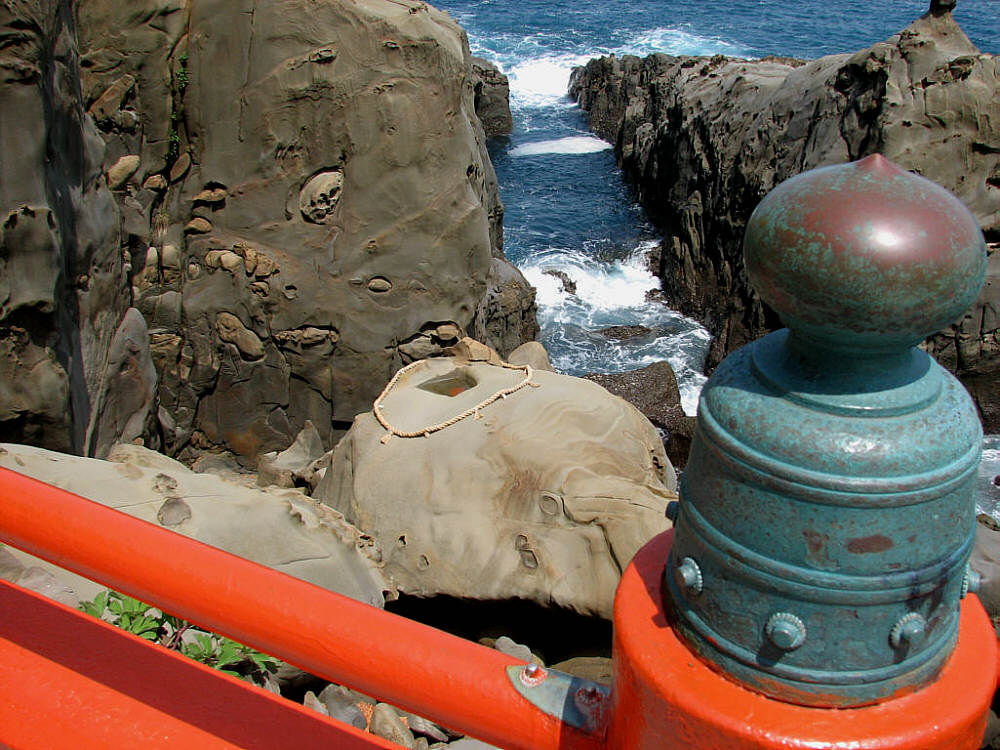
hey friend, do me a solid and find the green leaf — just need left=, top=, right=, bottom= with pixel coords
left=79, top=590, right=110, bottom=618
left=215, top=641, right=241, bottom=668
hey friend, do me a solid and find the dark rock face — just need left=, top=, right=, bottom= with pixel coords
left=0, top=1, right=154, bottom=456
left=570, top=9, right=1000, bottom=430
left=584, top=361, right=695, bottom=469
left=1, top=0, right=536, bottom=462
left=596, top=324, right=652, bottom=341
left=470, top=57, right=514, bottom=137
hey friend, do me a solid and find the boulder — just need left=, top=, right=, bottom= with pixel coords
left=470, top=57, right=514, bottom=137
left=257, top=420, right=326, bottom=488
left=506, top=341, right=555, bottom=372
left=0, top=442, right=391, bottom=608
left=371, top=703, right=415, bottom=749
left=585, top=361, right=694, bottom=469
left=87, top=307, right=159, bottom=458
left=315, top=355, right=676, bottom=619
left=570, top=3, right=1000, bottom=430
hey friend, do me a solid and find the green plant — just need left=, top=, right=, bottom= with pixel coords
left=80, top=590, right=280, bottom=684
left=176, top=52, right=189, bottom=93
left=167, top=127, right=180, bottom=160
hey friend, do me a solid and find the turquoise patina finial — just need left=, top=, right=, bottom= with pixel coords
left=745, top=153, right=985, bottom=353
left=664, top=155, right=987, bottom=707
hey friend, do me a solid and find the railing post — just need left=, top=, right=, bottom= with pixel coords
left=608, top=155, right=996, bottom=748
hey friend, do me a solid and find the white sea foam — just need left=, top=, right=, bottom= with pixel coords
left=506, top=54, right=595, bottom=108
left=617, top=26, right=749, bottom=58
left=521, top=242, right=659, bottom=317
left=978, top=436, right=1000, bottom=520
left=495, top=26, right=751, bottom=112
left=510, top=136, right=612, bottom=156
left=521, top=241, right=711, bottom=415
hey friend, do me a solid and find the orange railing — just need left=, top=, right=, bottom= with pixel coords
left=0, top=466, right=602, bottom=750
left=3, top=462, right=998, bottom=750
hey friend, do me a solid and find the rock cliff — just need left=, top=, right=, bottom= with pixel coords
left=1, top=0, right=536, bottom=461
left=470, top=57, right=513, bottom=137
left=570, top=4, right=999, bottom=430
left=0, top=2, right=157, bottom=456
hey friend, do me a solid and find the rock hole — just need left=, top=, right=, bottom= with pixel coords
left=299, top=169, right=344, bottom=224
left=384, top=593, right=613, bottom=666
left=417, top=554, right=430, bottom=570
left=153, top=473, right=178, bottom=493
left=519, top=549, right=539, bottom=569
left=539, top=492, right=561, bottom=516
left=397, top=534, right=407, bottom=548
left=417, top=368, right=478, bottom=397
left=157, top=497, right=191, bottom=527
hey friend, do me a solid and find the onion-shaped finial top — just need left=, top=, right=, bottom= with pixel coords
left=744, top=154, right=986, bottom=351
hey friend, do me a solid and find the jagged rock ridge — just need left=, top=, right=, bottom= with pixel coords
left=570, top=5, right=999, bottom=430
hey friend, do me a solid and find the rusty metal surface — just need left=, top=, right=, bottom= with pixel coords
left=744, top=154, right=987, bottom=350
left=665, top=156, right=988, bottom=706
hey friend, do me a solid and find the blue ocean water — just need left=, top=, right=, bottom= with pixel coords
left=433, top=0, right=998, bottom=416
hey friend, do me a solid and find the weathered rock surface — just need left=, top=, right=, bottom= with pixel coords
left=0, top=3, right=154, bottom=456
left=585, top=361, right=695, bottom=469
left=3, top=0, right=536, bottom=463
left=315, top=354, right=676, bottom=618
left=570, top=5, right=999, bottom=429
left=0, top=442, right=392, bottom=607
left=470, top=57, right=514, bottom=137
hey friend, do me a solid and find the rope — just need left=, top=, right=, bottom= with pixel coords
left=373, top=358, right=539, bottom=444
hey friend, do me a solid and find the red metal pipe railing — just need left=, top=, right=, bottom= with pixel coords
left=0, top=466, right=601, bottom=750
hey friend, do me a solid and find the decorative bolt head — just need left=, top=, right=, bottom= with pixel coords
left=519, top=663, right=548, bottom=687
left=961, top=565, right=981, bottom=599
left=675, top=556, right=703, bottom=595
left=890, top=612, right=927, bottom=650
left=765, top=612, right=807, bottom=651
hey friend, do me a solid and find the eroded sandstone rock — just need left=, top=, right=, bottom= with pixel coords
left=315, top=355, right=676, bottom=618
left=0, top=442, right=392, bottom=607
left=69, top=0, right=537, bottom=462
left=470, top=57, right=513, bottom=137
left=0, top=2, right=151, bottom=454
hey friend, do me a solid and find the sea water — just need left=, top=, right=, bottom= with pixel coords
left=432, top=0, right=1000, bottom=505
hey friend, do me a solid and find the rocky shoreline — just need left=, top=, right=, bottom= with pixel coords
left=569, top=2, right=1000, bottom=431
left=3, top=1, right=1000, bottom=745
